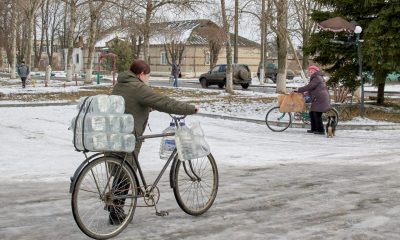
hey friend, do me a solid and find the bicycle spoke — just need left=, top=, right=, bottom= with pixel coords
left=72, top=156, right=137, bottom=239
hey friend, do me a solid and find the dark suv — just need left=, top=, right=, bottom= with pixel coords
left=257, top=63, right=295, bottom=83
left=199, top=64, right=252, bottom=89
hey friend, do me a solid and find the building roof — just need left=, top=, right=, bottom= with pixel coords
left=95, top=19, right=260, bottom=48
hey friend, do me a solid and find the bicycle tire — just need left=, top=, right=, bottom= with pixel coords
left=265, top=106, right=292, bottom=132
left=173, top=153, right=219, bottom=216
left=71, top=156, right=138, bottom=239
left=322, top=107, right=340, bottom=125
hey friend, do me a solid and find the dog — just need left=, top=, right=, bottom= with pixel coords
left=326, top=116, right=337, bottom=138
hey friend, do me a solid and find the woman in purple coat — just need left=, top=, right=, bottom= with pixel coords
left=296, top=65, right=331, bottom=135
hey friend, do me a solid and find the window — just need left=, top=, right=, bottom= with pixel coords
left=160, top=52, right=167, bottom=65
left=204, top=52, right=210, bottom=65
left=211, top=66, right=220, bottom=73
left=76, top=54, right=79, bottom=64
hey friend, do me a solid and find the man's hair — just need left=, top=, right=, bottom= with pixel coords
left=130, top=60, right=150, bottom=75
left=21, top=61, right=25, bottom=64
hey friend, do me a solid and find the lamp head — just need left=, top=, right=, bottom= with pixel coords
left=354, top=26, right=362, bottom=34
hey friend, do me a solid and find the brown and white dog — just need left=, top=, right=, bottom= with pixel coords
left=326, top=116, right=337, bottom=138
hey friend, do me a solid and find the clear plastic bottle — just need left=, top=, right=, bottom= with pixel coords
left=108, top=95, right=125, bottom=113
left=120, top=114, right=134, bottom=133
left=159, top=122, right=176, bottom=159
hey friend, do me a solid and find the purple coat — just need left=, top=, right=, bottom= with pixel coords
left=297, top=71, right=331, bottom=112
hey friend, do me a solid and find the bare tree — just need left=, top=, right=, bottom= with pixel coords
left=83, top=0, right=108, bottom=84
left=239, top=0, right=274, bottom=84
left=16, top=0, right=43, bottom=69
left=220, top=0, right=233, bottom=94
left=164, top=41, right=185, bottom=65
left=140, top=0, right=205, bottom=63
left=11, top=1, right=17, bottom=78
left=62, top=0, right=87, bottom=81
left=290, top=0, right=321, bottom=70
left=41, top=0, right=63, bottom=68
left=274, top=0, right=288, bottom=93
left=64, top=0, right=78, bottom=81
left=0, top=0, right=18, bottom=77
left=193, top=22, right=226, bottom=70
left=233, top=0, right=238, bottom=64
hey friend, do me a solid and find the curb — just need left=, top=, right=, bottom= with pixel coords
left=1, top=102, right=399, bottom=131
left=197, top=113, right=400, bottom=131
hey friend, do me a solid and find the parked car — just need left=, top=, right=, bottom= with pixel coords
left=199, top=64, right=252, bottom=89
left=257, top=63, right=295, bottom=83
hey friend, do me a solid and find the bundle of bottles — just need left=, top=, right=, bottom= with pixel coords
left=70, top=95, right=135, bottom=152
left=159, top=121, right=210, bottom=161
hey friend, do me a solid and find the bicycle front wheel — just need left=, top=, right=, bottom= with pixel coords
left=265, top=106, right=292, bottom=132
left=173, top=153, right=219, bottom=216
left=71, top=156, right=138, bottom=239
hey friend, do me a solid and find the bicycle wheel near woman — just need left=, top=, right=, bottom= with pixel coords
left=265, top=106, right=292, bottom=132
left=265, top=106, right=339, bottom=132
left=71, top=154, right=138, bottom=239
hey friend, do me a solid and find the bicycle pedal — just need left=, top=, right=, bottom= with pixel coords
left=156, top=211, right=169, bottom=217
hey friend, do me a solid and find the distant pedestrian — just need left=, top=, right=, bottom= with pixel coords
left=296, top=65, right=331, bottom=135
left=17, top=61, right=30, bottom=88
left=171, top=60, right=180, bottom=87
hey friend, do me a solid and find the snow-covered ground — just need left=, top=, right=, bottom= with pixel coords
left=1, top=105, right=400, bottom=239
left=1, top=75, right=400, bottom=239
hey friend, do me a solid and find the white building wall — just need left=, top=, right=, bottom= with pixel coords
left=63, top=48, right=84, bottom=73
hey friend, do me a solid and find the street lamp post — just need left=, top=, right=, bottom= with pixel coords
left=354, top=26, right=364, bottom=118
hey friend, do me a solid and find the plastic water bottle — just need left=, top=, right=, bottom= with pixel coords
left=84, top=132, right=108, bottom=151
left=121, top=134, right=135, bottom=152
left=90, top=95, right=110, bottom=113
left=108, top=95, right=125, bottom=113
left=109, top=133, right=123, bottom=151
left=120, top=114, right=134, bottom=133
left=107, top=115, right=122, bottom=132
left=159, top=122, right=176, bottom=159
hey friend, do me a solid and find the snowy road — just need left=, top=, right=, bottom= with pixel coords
left=1, top=106, right=400, bottom=240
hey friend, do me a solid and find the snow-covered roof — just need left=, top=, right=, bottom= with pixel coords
left=95, top=19, right=259, bottom=48
left=95, top=31, right=128, bottom=48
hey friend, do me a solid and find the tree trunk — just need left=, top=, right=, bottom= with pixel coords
left=376, top=83, right=385, bottom=105
left=84, top=18, right=97, bottom=84
left=259, top=0, right=266, bottom=85
left=84, top=17, right=97, bottom=84
left=233, top=0, right=238, bottom=64
left=374, top=70, right=387, bottom=105
left=220, top=0, right=233, bottom=94
left=26, top=14, right=34, bottom=69
left=275, top=0, right=288, bottom=93
left=10, top=1, right=17, bottom=79
left=143, top=0, right=152, bottom=63
left=66, top=1, right=77, bottom=82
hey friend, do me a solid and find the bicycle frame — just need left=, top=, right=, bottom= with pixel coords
left=133, top=132, right=178, bottom=196
left=69, top=130, right=196, bottom=199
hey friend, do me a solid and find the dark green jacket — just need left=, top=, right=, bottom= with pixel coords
left=112, top=70, right=196, bottom=138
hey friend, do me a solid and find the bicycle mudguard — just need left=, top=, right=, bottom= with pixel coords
left=169, top=154, right=180, bottom=189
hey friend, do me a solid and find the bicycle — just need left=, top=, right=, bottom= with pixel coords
left=265, top=105, right=339, bottom=132
left=69, top=115, right=219, bottom=239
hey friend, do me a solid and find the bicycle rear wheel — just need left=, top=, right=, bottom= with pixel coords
left=71, top=156, right=138, bottom=239
left=265, top=106, right=292, bottom=132
left=173, top=153, right=219, bottom=216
